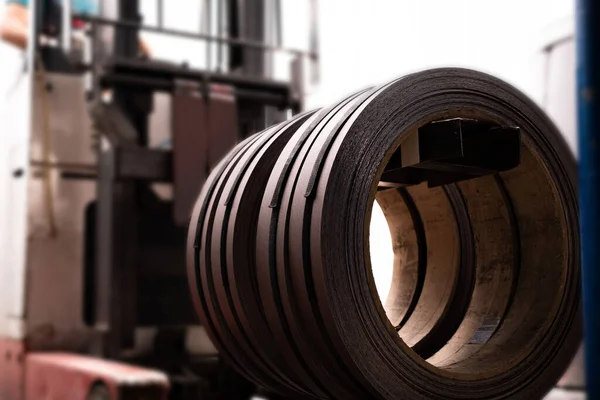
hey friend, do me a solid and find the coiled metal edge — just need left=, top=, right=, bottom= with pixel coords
left=188, top=68, right=581, bottom=399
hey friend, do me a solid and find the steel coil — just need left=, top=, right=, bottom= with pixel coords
left=187, top=68, right=581, bottom=399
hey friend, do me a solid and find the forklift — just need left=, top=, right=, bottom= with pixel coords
left=0, top=0, right=318, bottom=398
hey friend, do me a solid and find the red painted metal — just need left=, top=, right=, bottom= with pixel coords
left=0, top=338, right=25, bottom=400
left=25, top=353, right=170, bottom=400
left=210, top=83, right=235, bottom=95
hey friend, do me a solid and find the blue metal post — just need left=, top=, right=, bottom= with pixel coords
left=578, top=0, right=600, bottom=398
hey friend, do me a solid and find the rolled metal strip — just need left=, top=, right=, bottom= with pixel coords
left=188, top=122, right=304, bottom=394
left=215, top=112, right=323, bottom=397
left=188, top=68, right=581, bottom=399
left=186, top=133, right=264, bottom=383
left=310, top=68, right=580, bottom=399
left=256, top=89, right=382, bottom=399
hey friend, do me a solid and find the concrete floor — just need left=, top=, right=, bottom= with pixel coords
left=546, top=389, right=586, bottom=399
left=256, top=389, right=586, bottom=399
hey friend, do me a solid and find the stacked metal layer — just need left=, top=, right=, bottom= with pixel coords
left=187, top=68, right=581, bottom=399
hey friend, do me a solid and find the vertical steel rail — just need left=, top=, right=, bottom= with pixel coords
left=309, top=0, right=319, bottom=84
left=217, top=0, right=223, bottom=71
left=157, top=0, right=163, bottom=28
left=577, top=0, right=600, bottom=398
left=274, top=0, right=282, bottom=46
left=204, top=0, right=212, bottom=71
left=62, top=0, right=72, bottom=53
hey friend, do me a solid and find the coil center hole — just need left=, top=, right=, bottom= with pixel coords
left=369, top=116, right=569, bottom=375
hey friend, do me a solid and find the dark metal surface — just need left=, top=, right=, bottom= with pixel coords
left=106, top=57, right=292, bottom=94
left=95, top=143, right=138, bottom=356
left=113, top=0, right=142, bottom=58
left=101, top=73, right=294, bottom=107
left=75, top=14, right=317, bottom=59
left=172, top=86, right=209, bottom=226
left=118, top=148, right=172, bottom=181
left=31, top=151, right=172, bottom=182
left=576, top=0, right=600, bottom=397
left=207, top=89, right=240, bottom=168
left=239, top=0, right=266, bottom=77
left=188, top=68, right=581, bottom=399
left=136, top=191, right=194, bottom=326
left=39, top=46, right=83, bottom=74
left=92, top=6, right=154, bottom=351
left=380, top=118, right=521, bottom=188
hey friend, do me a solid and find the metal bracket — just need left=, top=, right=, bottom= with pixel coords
left=174, top=79, right=203, bottom=98
left=379, top=118, right=521, bottom=188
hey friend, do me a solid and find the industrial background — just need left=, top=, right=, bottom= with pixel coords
left=0, top=0, right=590, bottom=399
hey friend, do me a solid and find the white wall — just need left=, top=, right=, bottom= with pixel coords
left=0, top=0, right=577, bottom=127
left=0, top=0, right=562, bottom=107
left=309, top=0, right=573, bottom=107
left=137, top=0, right=576, bottom=132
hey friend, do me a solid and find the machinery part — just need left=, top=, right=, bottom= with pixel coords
left=24, top=353, right=169, bottom=399
left=172, top=85, right=209, bottom=225
left=87, top=382, right=111, bottom=400
left=379, top=118, right=521, bottom=188
left=172, top=83, right=240, bottom=225
left=577, top=0, right=600, bottom=397
left=0, top=339, right=25, bottom=399
left=187, top=68, right=581, bottom=399
left=100, top=57, right=298, bottom=108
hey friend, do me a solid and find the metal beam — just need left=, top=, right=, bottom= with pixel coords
left=577, top=0, right=600, bottom=398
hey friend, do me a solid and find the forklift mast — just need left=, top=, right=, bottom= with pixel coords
left=0, top=0, right=318, bottom=398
